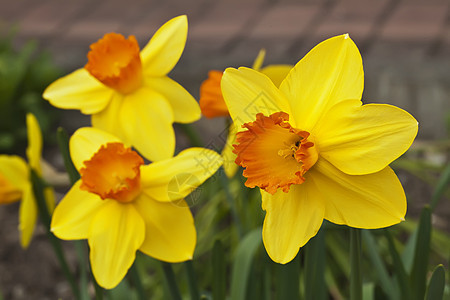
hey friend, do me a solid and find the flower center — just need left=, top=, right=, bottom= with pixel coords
left=80, top=142, right=144, bottom=203
left=85, top=33, right=143, bottom=94
left=233, top=112, right=318, bottom=195
left=0, top=174, right=22, bottom=204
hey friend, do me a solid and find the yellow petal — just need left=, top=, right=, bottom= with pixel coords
left=51, top=181, right=105, bottom=240
left=221, top=124, right=239, bottom=178
left=43, top=69, right=113, bottom=114
left=309, top=159, right=406, bottom=228
left=316, top=101, right=418, bottom=175
left=261, top=183, right=325, bottom=264
left=221, top=67, right=292, bottom=129
left=19, top=184, right=37, bottom=248
left=144, top=76, right=200, bottom=123
left=141, top=148, right=223, bottom=202
left=135, top=194, right=196, bottom=262
left=252, top=49, right=266, bottom=71
left=70, top=127, right=121, bottom=171
left=141, top=15, right=187, bottom=77
left=279, top=34, right=363, bottom=131
left=88, top=201, right=145, bottom=289
left=119, top=87, right=174, bottom=161
left=26, top=114, right=42, bottom=174
left=0, top=155, right=29, bottom=190
left=91, top=93, right=126, bottom=139
left=260, top=64, right=292, bottom=88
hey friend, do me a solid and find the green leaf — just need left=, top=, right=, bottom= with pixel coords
left=212, top=240, right=226, bottom=300
left=230, top=227, right=262, bottom=300
left=411, top=206, right=432, bottom=300
left=275, top=252, right=300, bottom=300
left=384, top=229, right=411, bottom=300
left=425, top=265, right=446, bottom=300
left=362, top=230, right=398, bottom=299
left=362, top=282, right=375, bottom=300
left=304, top=227, right=326, bottom=300
left=430, top=164, right=450, bottom=212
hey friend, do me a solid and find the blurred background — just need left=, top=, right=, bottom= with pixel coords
left=0, top=0, right=449, bottom=298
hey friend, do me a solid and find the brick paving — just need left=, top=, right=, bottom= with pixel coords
left=0, top=0, right=449, bottom=140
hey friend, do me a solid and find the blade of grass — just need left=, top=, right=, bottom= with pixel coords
left=430, top=163, right=450, bottom=212
left=304, top=227, right=326, bottom=300
left=384, top=229, right=411, bottom=300
left=350, top=228, right=362, bottom=300
left=425, top=265, right=446, bottom=300
left=410, top=206, right=432, bottom=300
left=362, top=230, right=397, bottom=299
left=230, top=227, right=262, bottom=300
left=212, top=240, right=226, bottom=300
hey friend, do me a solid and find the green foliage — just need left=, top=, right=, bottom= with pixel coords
left=0, top=29, right=61, bottom=154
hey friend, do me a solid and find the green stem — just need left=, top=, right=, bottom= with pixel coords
left=30, top=170, right=80, bottom=299
left=56, top=127, right=80, bottom=184
left=350, top=228, right=362, bottom=300
left=184, top=260, right=200, bottom=300
left=276, top=252, right=301, bottom=300
left=130, top=261, right=146, bottom=300
left=185, top=260, right=200, bottom=300
left=177, top=124, right=203, bottom=147
left=219, top=170, right=243, bottom=238
left=161, top=262, right=182, bottom=300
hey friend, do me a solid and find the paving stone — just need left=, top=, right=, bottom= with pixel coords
left=314, top=0, right=390, bottom=44
left=189, top=0, right=265, bottom=53
left=379, top=2, right=447, bottom=42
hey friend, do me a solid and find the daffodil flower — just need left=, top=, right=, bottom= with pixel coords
left=221, top=34, right=418, bottom=264
left=43, top=15, right=200, bottom=162
left=50, top=127, right=223, bottom=289
left=0, top=114, right=54, bottom=248
left=199, top=50, right=292, bottom=177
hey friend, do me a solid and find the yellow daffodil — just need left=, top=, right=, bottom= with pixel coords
left=43, top=15, right=200, bottom=162
left=0, top=114, right=54, bottom=248
left=50, top=127, right=223, bottom=289
left=199, top=50, right=292, bottom=177
left=221, top=34, right=418, bottom=264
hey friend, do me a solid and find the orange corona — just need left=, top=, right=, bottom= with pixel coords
left=85, top=33, right=143, bottom=94
left=233, top=112, right=318, bottom=195
left=80, top=142, right=144, bottom=203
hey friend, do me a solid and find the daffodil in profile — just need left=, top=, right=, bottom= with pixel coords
left=221, top=34, right=418, bottom=264
left=0, top=114, right=54, bottom=248
left=43, top=15, right=200, bottom=162
left=50, top=127, right=222, bottom=289
left=199, top=50, right=292, bottom=177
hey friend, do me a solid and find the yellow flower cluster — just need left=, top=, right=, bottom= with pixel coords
left=0, top=14, right=418, bottom=290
